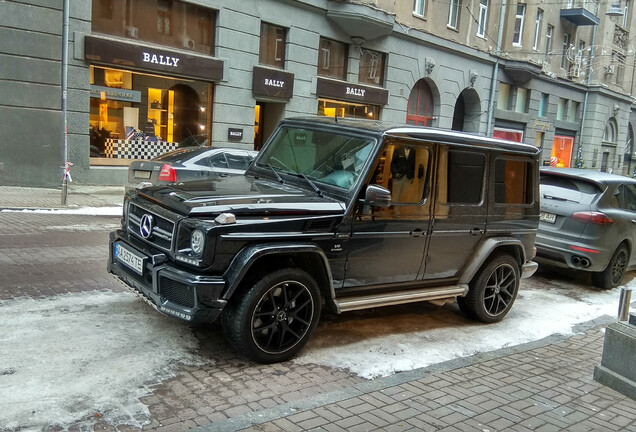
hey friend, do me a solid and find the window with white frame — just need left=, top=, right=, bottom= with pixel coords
left=513, top=4, right=526, bottom=46
left=545, top=24, right=553, bottom=56
left=414, top=0, right=426, bottom=17
left=448, top=0, right=460, bottom=29
left=533, top=9, right=543, bottom=50
left=477, top=0, right=488, bottom=37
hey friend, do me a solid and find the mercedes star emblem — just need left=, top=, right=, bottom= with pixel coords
left=140, top=214, right=154, bottom=239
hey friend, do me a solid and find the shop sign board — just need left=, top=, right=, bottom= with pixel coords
left=90, top=85, right=141, bottom=103
left=85, top=36, right=223, bottom=81
left=252, top=66, right=294, bottom=100
left=316, top=77, right=388, bottom=105
left=228, top=128, right=243, bottom=140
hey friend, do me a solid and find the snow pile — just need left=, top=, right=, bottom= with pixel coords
left=297, top=279, right=633, bottom=379
left=1, top=207, right=122, bottom=216
left=0, top=291, right=210, bottom=430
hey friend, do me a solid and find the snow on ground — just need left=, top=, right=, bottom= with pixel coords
left=297, top=277, right=636, bottom=379
left=0, top=291, right=211, bottom=431
left=1, top=207, right=123, bottom=216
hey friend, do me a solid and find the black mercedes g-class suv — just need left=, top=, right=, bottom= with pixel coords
left=108, top=117, right=540, bottom=363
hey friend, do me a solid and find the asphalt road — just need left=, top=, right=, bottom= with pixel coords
left=0, top=212, right=631, bottom=431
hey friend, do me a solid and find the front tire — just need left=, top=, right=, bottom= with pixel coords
left=458, top=253, right=520, bottom=323
left=222, top=268, right=321, bottom=363
left=592, top=244, right=629, bottom=290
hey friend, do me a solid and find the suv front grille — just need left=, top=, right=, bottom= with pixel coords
left=127, top=203, right=175, bottom=251
left=161, top=278, right=195, bottom=308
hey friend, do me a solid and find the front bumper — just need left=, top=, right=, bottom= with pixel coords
left=107, top=231, right=226, bottom=323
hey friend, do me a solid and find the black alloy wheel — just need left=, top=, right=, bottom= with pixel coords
left=592, top=244, right=629, bottom=290
left=458, top=253, right=520, bottom=323
left=222, top=268, right=321, bottom=363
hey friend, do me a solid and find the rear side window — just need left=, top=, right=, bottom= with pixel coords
left=208, top=153, right=228, bottom=169
left=447, top=150, right=485, bottom=204
left=612, top=184, right=636, bottom=211
left=226, top=153, right=251, bottom=170
left=495, top=159, right=533, bottom=204
left=539, top=174, right=601, bottom=205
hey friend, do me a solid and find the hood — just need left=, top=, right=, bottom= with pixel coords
left=135, top=175, right=346, bottom=217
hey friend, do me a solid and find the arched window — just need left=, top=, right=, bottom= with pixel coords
left=603, top=118, right=618, bottom=144
left=406, top=79, right=434, bottom=126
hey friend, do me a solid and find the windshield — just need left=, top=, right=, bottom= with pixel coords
left=256, top=126, right=375, bottom=189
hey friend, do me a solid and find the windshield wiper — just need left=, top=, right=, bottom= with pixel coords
left=297, top=173, right=323, bottom=197
left=543, top=193, right=578, bottom=203
left=260, top=163, right=284, bottom=184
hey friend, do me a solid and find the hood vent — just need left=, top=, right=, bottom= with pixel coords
left=304, top=219, right=334, bottom=232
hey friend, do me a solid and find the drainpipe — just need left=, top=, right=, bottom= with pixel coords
left=486, top=0, right=506, bottom=136
left=61, top=0, right=70, bottom=205
left=578, top=24, right=597, bottom=169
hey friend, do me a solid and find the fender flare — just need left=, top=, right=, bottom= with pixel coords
left=221, top=242, right=334, bottom=300
left=459, top=237, right=527, bottom=285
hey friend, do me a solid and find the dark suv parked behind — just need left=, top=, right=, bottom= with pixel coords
left=108, top=117, right=540, bottom=363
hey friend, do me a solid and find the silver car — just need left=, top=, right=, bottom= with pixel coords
left=535, top=167, right=636, bottom=289
left=128, top=146, right=257, bottom=186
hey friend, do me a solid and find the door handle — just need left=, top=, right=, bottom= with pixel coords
left=411, top=228, right=424, bottom=237
left=470, top=228, right=483, bottom=236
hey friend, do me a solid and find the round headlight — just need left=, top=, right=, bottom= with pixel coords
left=190, top=229, right=205, bottom=256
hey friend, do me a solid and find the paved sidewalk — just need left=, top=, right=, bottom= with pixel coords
left=196, top=319, right=636, bottom=432
left=0, top=185, right=125, bottom=209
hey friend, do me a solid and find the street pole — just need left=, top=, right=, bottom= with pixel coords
left=61, top=0, right=69, bottom=205
left=486, top=0, right=506, bottom=136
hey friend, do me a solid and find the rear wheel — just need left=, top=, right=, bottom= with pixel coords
left=222, top=268, right=321, bottom=363
left=458, top=253, right=520, bottom=323
left=592, top=244, right=629, bottom=290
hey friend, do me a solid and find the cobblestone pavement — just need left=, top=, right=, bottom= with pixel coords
left=1, top=186, right=635, bottom=432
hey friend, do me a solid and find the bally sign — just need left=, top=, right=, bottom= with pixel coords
left=142, top=52, right=180, bottom=67
left=316, top=77, right=388, bottom=105
left=85, top=36, right=223, bottom=81
left=252, top=66, right=294, bottom=100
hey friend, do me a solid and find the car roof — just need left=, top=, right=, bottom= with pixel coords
left=154, top=146, right=256, bottom=162
left=540, top=167, right=636, bottom=186
left=281, top=116, right=541, bottom=155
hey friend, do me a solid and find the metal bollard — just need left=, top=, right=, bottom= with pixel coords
left=618, top=287, right=632, bottom=322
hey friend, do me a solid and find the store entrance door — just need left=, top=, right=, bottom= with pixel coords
left=254, top=102, right=285, bottom=150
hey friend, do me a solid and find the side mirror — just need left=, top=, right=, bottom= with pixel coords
left=364, top=184, right=392, bottom=207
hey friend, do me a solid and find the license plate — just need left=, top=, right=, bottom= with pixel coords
left=114, top=242, right=145, bottom=275
left=134, top=170, right=151, bottom=179
left=540, top=211, right=556, bottom=224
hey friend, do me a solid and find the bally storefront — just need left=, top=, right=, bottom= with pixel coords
left=87, top=0, right=222, bottom=166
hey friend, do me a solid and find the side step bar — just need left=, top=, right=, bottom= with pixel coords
left=333, top=284, right=469, bottom=313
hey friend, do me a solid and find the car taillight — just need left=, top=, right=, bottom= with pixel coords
left=571, top=211, right=614, bottom=225
left=158, top=164, right=176, bottom=182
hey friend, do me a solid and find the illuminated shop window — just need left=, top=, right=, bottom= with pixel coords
left=550, top=135, right=574, bottom=167
left=89, top=65, right=212, bottom=165
left=317, top=99, right=379, bottom=120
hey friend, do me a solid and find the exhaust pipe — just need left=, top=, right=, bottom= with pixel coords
left=571, top=256, right=591, bottom=268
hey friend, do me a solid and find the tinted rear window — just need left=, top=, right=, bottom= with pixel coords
left=540, top=174, right=602, bottom=204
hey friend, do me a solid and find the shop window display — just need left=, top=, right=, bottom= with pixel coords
left=317, top=99, right=379, bottom=120
left=89, top=65, right=211, bottom=165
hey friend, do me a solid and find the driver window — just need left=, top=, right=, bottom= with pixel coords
left=373, top=143, right=429, bottom=204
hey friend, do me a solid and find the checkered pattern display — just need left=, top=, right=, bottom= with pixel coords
left=105, top=139, right=178, bottom=160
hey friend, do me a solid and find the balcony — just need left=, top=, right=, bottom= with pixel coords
left=560, top=1, right=600, bottom=26
left=326, top=1, right=395, bottom=42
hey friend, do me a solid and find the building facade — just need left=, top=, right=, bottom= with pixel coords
left=1, top=0, right=635, bottom=187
